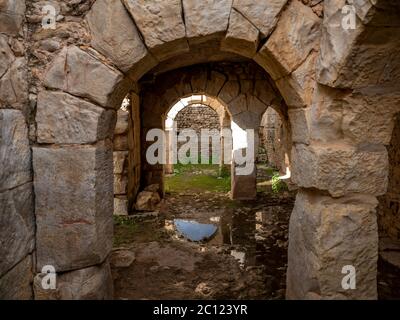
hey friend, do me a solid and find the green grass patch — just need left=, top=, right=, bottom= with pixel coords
left=166, top=163, right=231, bottom=194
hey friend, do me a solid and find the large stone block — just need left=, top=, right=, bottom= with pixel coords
left=183, top=0, right=232, bottom=42
left=44, top=46, right=124, bottom=108
left=232, top=0, right=287, bottom=37
left=255, top=1, right=321, bottom=80
left=33, top=143, right=114, bottom=272
left=86, top=0, right=150, bottom=74
left=287, top=190, right=378, bottom=299
left=115, top=109, right=129, bottom=135
left=291, top=143, right=388, bottom=197
left=0, top=57, right=28, bottom=110
left=0, top=109, right=31, bottom=192
left=0, top=0, right=26, bottom=35
left=0, top=255, right=33, bottom=300
left=0, top=34, right=15, bottom=79
left=221, top=8, right=260, bottom=58
left=289, top=108, right=311, bottom=145
left=113, top=151, right=128, bottom=174
left=317, top=2, right=400, bottom=88
left=122, top=0, right=188, bottom=60
left=34, top=261, right=113, bottom=300
left=0, top=183, right=34, bottom=278
left=36, top=91, right=116, bottom=144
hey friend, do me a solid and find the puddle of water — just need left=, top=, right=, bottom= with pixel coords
left=174, top=219, right=218, bottom=242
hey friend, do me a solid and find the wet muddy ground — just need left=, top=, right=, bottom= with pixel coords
left=112, top=165, right=296, bottom=300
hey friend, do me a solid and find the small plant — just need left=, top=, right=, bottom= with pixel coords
left=271, top=172, right=288, bottom=193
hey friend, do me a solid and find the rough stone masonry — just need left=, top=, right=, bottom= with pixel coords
left=0, top=0, right=400, bottom=300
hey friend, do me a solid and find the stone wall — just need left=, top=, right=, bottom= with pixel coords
left=175, top=104, right=221, bottom=163
left=0, top=0, right=34, bottom=299
left=378, top=113, right=400, bottom=240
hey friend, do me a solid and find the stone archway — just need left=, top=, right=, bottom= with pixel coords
left=1, top=0, right=399, bottom=300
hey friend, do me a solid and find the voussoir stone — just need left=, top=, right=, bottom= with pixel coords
left=291, top=143, right=388, bottom=197
left=287, top=190, right=378, bottom=300
left=183, top=0, right=232, bottom=42
left=122, top=0, right=188, bottom=61
left=33, top=143, right=114, bottom=272
left=43, top=46, right=124, bottom=108
left=0, top=254, right=33, bottom=300
left=255, top=0, right=321, bottom=80
left=0, top=109, right=31, bottom=192
left=232, top=0, right=288, bottom=37
left=86, top=0, right=149, bottom=74
left=221, top=8, right=260, bottom=58
left=34, top=261, right=113, bottom=300
left=0, top=183, right=34, bottom=278
left=36, top=91, right=116, bottom=144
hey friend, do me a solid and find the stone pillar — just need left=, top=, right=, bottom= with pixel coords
left=113, top=109, right=129, bottom=216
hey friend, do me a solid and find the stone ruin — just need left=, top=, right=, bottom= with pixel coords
left=1, top=0, right=400, bottom=300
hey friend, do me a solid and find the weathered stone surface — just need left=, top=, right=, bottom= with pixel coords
left=115, top=109, right=129, bottom=135
left=287, top=190, right=378, bottom=300
left=114, top=134, right=129, bottom=151
left=122, top=0, right=188, bottom=60
left=0, top=255, right=33, bottom=300
left=183, top=0, right=232, bottom=41
left=0, top=57, right=28, bottom=110
left=289, top=108, right=311, bottom=145
left=317, top=2, right=400, bottom=88
left=111, top=249, right=136, bottom=268
left=0, top=109, right=31, bottom=191
left=309, top=85, right=345, bottom=143
left=276, top=51, right=317, bottom=108
left=342, top=87, right=400, bottom=145
left=114, top=197, right=128, bottom=216
left=255, top=1, right=321, bottom=80
left=44, top=46, right=124, bottom=108
left=136, top=191, right=161, bottom=211
left=86, top=0, right=149, bottom=74
left=114, top=174, right=128, bottom=195
left=144, top=184, right=160, bottom=193
left=33, top=144, right=113, bottom=272
left=0, top=183, right=34, bottom=278
left=218, top=80, right=240, bottom=104
left=221, top=9, right=260, bottom=58
left=0, top=0, right=26, bottom=35
left=34, top=261, right=113, bottom=300
left=36, top=91, right=116, bottom=144
left=0, top=35, right=15, bottom=79
left=231, top=163, right=256, bottom=200
left=205, top=71, right=226, bottom=97
left=114, top=151, right=128, bottom=174
left=229, top=94, right=247, bottom=116
left=291, top=143, right=388, bottom=197
left=232, top=0, right=287, bottom=37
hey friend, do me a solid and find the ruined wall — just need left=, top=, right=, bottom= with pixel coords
left=378, top=113, right=400, bottom=240
left=175, top=104, right=221, bottom=164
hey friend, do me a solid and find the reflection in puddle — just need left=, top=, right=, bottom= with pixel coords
left=174, top=219, right=218, bottom=242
